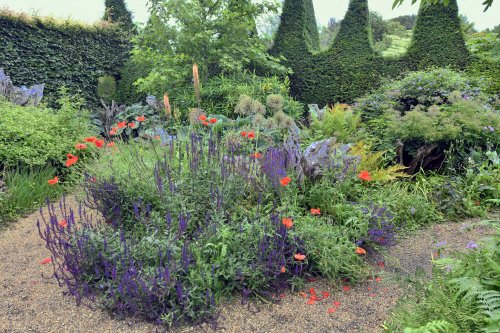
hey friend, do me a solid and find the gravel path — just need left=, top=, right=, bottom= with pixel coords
left=0, top=196, right=496, bottom=333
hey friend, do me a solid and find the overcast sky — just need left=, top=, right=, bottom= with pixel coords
left=0, top=0, right=498, bottom=30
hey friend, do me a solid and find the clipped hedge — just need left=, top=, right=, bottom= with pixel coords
left=271, top=0, right=485, bottom=106
left=0, top=11, right=131, bottom=106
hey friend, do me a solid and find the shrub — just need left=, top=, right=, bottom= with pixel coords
left=97, top=75, right=117, bottom=103
left=0, top=93, right=94, bottom=169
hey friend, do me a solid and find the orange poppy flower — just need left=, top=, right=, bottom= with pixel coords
left=309, top=287, right=316, bottom=295
left=47, top=176, right=59, bottom=185
left=65, top=154, right=78, bottom=167
left=128, top=122, right=137, bottom=129
left=111, top=127, right=118, bottom=132
left=40, top=257, right=52, bottom=265
left=241, top=131, right=247, bottom=137
left=357, top=170, right=372, bottom=181
left=202, top=121, right=209, bottom=126
left=136, top=115, right=146, bottom=122
left=294, top=253, right=306, bottom=261
left=75, top=143, right=87, bottom=150
left=280, top=176, right=291, bottom=186
left=58, top=219, right=68, bottom=228
left=251, top=152, right=262, bottom=159
left=109, top=130, right=116, bottom=136
left=310, top=208, right=321, bottom=215
left=209, top=118, right=217, bottom=123
left=307, top=299, right=316, bottom=305
left=282, top=217, right=293, bottom=229
left=280, top=266, right=286, bottom=273
left=117, top=121, right=127, bottom=129
left=247, top=132, right=255, bottom=139
left=198, top=114, right=207, bottom=121
left=355, top=247, right=367, bottom=255
left=84, top=137, right=96, bottom=143
left=94, top=139, right=104, bottom=148
left=107, top=142, right=115, bottom=148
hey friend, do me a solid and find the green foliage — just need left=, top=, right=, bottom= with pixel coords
left=96, top=75, right=117, bottom=103
left=465, top=56, right=500, bottom=96
left=103, top=0, right=135, bottom=31
left=271, top=0, right=474, bottom=105
left=466, top=32, right=500, bottom=62
left=132, top=0, right=287, bottom=99
left=385, top=234, right=500, bottom=333
left=303, top=104, right=360, bottom=144
left=0, top=10, right=131, bottom=107
left=0, top=93, right=94, bottom=169
left=0, top=166, right=63, bottom=227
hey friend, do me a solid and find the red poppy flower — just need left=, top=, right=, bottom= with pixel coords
left=111, top=127, right=118, bottom=132
left=136, top=115, right=146, bottom=122
left=251, top=152, right=262, bottom=159
left=358, top=170, right=372, bottom=181
left=307, top=299, right=316, bottom=305
left=375, top=277, right=381, bottom=283
left=280, top=176, right=291, bottom=186
left=198, top=114, right=207, bottom=121
left=322, top=291, right=330, bottom=298
left=65, top=154, right=78, bottom=167
left=328, top=307, right=336, bottom=314
left=367, top=287, right=373, bottom=291
left=202, top=121, right=209, bottom=126
left=117, top=121, right=127, bottom=129
left=247, top=132, right=255, bottom=139
left=355, top=247, right=367, bottom=255
left=333, top=301, right=341, bottom=307
left=109, top=130, right=116, bottom=136
left=280, top=266, right=286, bottom=273
left=47, top=176, right=59, bottom=185
left=94, top=139, right=104, bottom=148
left=342, top=286, right=351, bottom=292
left=58, top=219, right=68, bottom=228
left=128, top=122, right=137, bottom=129
left=209, top=118, right=217, bottom=123
left=309, top=288, right=316, bottom=295
left=310, top=208, right=321, bottom=215
left=299, top=291, right=307, bottom=298
left=107, top=142, right=115, bottom=148
left=241, top=131, right=247, bottom=137
left=294, top=253, right=306, bottom=261
left=40, top=257, right=52, bottom=265
left=84, top=137, right=97, bottom=143
left=282, top=217, right=293, bottom=229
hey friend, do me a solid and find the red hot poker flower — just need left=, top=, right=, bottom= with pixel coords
left=94, top=139, right=104, bottom=148
left=209, top=118, right=217, bottom=123
left=294, top=253, right=306, bottom=261
left=40, top=257, right=52, bottom=265
left=47, top=176, right=59, bottom=185
left=136, top=115, right=146, bottom=122
left=310, top=208, right=321, bottom=215
left=282, top=217, right=293, bottom=229
left=75, top=143, right=87, bottom=150
left=117, top=121, right=127, bottom=129
left=280, top=176, right=291, bottom=186
left=84, top=137, right=96, bottom=143
left=358, top=170, right=372, bottom=181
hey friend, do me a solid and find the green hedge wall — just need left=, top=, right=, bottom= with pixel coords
left=0, top=12, right=131, bottom=106
left=271, top=0, right=487, bottom=106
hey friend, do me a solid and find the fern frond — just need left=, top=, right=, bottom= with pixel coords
left=403, top=320, right=458, bottom=333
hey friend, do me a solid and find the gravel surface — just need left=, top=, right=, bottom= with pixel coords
left=1, top=197, right=496, bottom=333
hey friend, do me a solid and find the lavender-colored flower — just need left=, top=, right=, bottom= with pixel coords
left=466, top=241, right=478, bottom=250
left=435, top=241, right=447, bottom=247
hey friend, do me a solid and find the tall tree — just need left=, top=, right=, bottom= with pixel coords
left=103, top=0, right=135, bottom=31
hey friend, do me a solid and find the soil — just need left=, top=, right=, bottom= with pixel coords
left=0, top=196, right=497, bottom=333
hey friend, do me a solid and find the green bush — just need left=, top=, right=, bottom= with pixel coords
left=0, top=94, right=95, bottom=169
left=0, top=10, right=131, bottom=106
